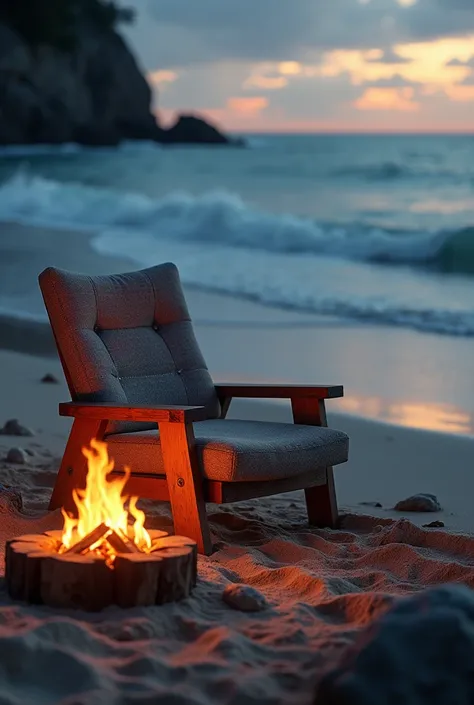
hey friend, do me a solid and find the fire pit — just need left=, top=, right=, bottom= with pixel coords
left=5, top=440, right=197, bottom=611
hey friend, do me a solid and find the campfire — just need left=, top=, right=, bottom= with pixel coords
left=5, top=440, right=197, bottom=611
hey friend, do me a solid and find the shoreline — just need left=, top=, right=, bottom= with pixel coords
left=1, top=219, right=474, bottom=438
left=1, top=347, right=474, bottom=535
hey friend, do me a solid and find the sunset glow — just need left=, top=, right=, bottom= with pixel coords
left=122, top=2, right=474, bottom=133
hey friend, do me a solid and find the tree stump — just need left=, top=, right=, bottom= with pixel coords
left=5, top=530, right=197, bottom=611
left=114, top=553, right=163, bottom=608
left=155, top=547, right=194, bottom=604
left=150, top=535, right=198, bottom=587
left=41, top=553, right=115, bottom=611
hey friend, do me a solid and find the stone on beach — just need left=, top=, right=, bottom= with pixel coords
left=5, top=447, right=28, bottom=464
left=40, top=373, right=59, bottom=384
left=316, top=584, right=474, bottom=705
left=0, top=419, right=34, bottom=437
left=222, top=584, right=268, bottom=612
left=394, top=493, right=442, bottom=512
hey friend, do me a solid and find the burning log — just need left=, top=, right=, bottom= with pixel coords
left=106, top=527, right=141, bottom=554
left=62, top=523, right=109, bottom=555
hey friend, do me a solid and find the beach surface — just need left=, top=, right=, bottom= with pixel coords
left=0, top=220, right=474, bottom=703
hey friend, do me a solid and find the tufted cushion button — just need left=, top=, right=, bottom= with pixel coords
left=152, top=322, right=159, bottom=331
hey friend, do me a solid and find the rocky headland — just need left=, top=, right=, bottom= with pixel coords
left=0, top=4, right=238, bottom=147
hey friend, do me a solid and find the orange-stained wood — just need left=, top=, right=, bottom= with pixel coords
left=291, top=397, right=338, bottom=529
left=158, top=421, right=213, bottom=556
left=49, top=418, right=108, bottom=514
left=215, top=383, right=343, bottom=400
left=59, top=402, right=207, bottom=424
left=110, top=471, right=170, bottom=501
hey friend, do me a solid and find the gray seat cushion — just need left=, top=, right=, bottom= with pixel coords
left=106, top=419, right=349, bottom=483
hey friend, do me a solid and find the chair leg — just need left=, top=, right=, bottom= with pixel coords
left=304, top=467, right=338, bottom=528
left=49, top=418, right=107, bottom=513
left=291, top=397, right=339, bottom=529
left=159, top=420, right=213, bottom=556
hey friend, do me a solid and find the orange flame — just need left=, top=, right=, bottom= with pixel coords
left=61, top=439, right=151, bottom=555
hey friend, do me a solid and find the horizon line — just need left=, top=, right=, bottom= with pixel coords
left=228, top=128, right=474, bottom=136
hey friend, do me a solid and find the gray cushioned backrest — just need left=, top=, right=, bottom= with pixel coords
left=38, top=263, right=220, bottom=432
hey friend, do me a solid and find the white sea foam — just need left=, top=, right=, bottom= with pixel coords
left=0, top=172, right=473, bottom=336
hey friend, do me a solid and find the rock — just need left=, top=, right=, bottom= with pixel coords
left=315, top=584, right=474, bottom=705
left=222, top=584, right=268, bottom=612
left=0, top=21, right=160, bottom=146
left=162, top=114, right=235, bottom=145
left=394, top=493, right=441, bottom=512
left=359, top=501, right=382, bottom=508
left=0, top=484, right=23, bottom=513
left=0, top=20, right=236, bottom=148
left=6, top=447, right=29, bottom=464
left=423, top=520, right=445, bottom=528
left=41, top=373, right=59, bottom=384
left=0, top=419, right=34, bottom=436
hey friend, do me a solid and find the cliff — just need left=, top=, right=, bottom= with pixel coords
left=0, top=20, right=235, bottom=147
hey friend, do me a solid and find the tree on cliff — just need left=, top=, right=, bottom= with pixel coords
left=0, top=0, right=134, bottom=51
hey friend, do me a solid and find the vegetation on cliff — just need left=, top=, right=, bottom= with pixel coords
left=0, top=0, right=134, bottom=51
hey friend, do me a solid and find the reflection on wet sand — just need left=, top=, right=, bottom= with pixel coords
left=338, top=394, right=474, bottom=436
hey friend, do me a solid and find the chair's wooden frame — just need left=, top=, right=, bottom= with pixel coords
left=51, top=384, right=344, bottom=555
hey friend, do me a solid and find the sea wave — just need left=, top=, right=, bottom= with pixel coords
left=330, top=161, right=467, bottom=182
left=94, top=231, right=474, bottom=337
left=0, top=171, right=473, bottom=273
left=0, top=171, right=473, bottom=337
left=0, top=141, right=161, bottom=159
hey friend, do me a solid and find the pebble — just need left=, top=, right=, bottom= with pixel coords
left=6, top=447, right=29, bottom=464
left=394, top=493, right=442, bottom=512
left=41, top=373, right=59, bottom=384
left=0, top=419, right=34, bottom=437
left=222, top=584, right=268, bottom=612
left=423, top=520, right=445, bottom=528
left=359, top=501, right=383, bottom=508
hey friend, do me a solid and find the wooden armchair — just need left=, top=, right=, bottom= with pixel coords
left=39, top=263, right=349, bottom=555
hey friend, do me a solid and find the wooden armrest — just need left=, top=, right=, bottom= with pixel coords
left=214, top=383, right=343, bottom=400
left=58, top=402, right=208, bottom=424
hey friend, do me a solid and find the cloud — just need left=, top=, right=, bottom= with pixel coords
left=226, top=97, right=269, bottom=115
left=147, top=70, right=178, bottom=88
left=444, top=84, right=474, bottom=100
left=119, top=0, right=474, bottom=69
left=365, top=48, right=413, bottom=63
left=360, top=73, right=421, bottom=87
left=354, top=86, right=419, bottom=111
left=446, top=56, right=474, bottom=66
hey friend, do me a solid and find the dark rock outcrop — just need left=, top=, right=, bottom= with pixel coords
left=163, top=114, right=241, bottom=146
left=0, top=21, right=235, bottom=147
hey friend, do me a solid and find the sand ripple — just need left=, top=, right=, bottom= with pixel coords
left=1, top=460, right=474, bottom=703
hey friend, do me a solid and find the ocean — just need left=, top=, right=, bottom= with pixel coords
left=0, top=132, right=473, bottom=337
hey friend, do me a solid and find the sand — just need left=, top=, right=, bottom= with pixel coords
left=1, top=220, right=474, bottom=703
left=0, top=353, right=474, bottom=704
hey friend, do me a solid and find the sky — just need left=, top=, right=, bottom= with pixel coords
left=119, top=0, right=474, bottom=133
